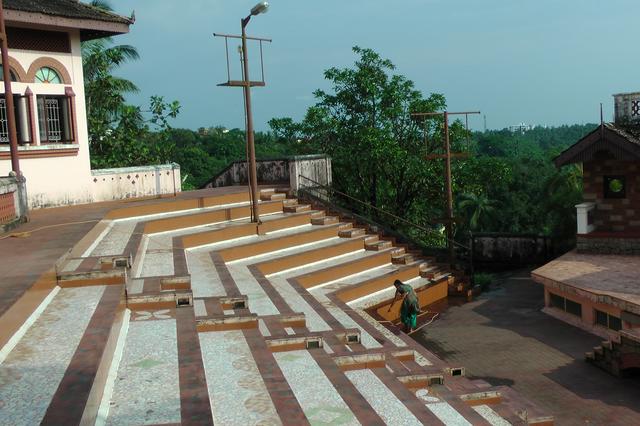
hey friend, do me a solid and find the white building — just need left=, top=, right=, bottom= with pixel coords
left=0, top=1, right=180, bottom=209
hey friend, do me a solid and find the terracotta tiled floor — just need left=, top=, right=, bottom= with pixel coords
left=416, top=269, right=640, bottom=426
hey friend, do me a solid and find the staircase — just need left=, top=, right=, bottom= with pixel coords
left=586, top=329, right=640, bottom=377
left=0, top=186, right=552, bottom=425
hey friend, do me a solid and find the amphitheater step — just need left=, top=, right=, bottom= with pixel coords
left=255, top=236, right=368, bottom=276
left=295, top=250, right=392, bottom=289
left=392, top=254, right=415, bottom=264
left=420, top=265, right=442, bottom=279
left=390, top=247, right=406, bottom=257
left=335, top=262, right=423, bottom=303
left=260, top=193, right=287, bottom=201
left=339, top=228, right=366, bottom=238
left=216, top=224, right=344, bottom=262
left=312, top=215, right=339, bottom=225
left=284, top=204, right=311, bottom=213
left=365, top=240, right=393, bottom=251
left=338, top=222, right=354, bottom=231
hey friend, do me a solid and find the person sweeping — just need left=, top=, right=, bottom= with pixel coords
left=389, top=279, right=420, bottom=333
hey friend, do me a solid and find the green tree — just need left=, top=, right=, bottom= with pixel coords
left=82, top=1, right=180, bottom=168
left=456, top=192, right=499, bottom=232
left=270, top=47, right=449, bottom=225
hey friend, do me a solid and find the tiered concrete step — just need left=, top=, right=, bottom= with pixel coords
left=339, top=227, right=367, bottom=238
left=180, top=210, right=320, bottom=249
left=295, top=249, right=393, bottom=289
left=283, top=203, right=311, bottom=213
left=105, top=190, right=251, bottom=220
left=255, top=235, right=370, bottom=276
left=392, top=253, right=415, bottom=265
left=260, top=190, right=287, bottom=201
left=335, top=261, right=427, bottom=303
left=365, top=238, right=393, bottom=251
left=143, top=199, right=286, bottom=234
left=215, top=222, right=347, bottom=262
left=312, top=215, right=339, bottom=225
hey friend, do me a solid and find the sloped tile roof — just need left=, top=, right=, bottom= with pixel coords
left=554, top=123, right=640, bottom=166
left=4, top=0, right=131, bottom=25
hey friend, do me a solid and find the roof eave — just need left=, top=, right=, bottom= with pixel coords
left=5, top=9, right=131, bottom=39
left=554, top=125, right=640, bottom=167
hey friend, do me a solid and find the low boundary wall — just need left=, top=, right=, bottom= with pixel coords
left=203, top=155, right=332, bottom=193
left=92, top=163, right=181, bottom=202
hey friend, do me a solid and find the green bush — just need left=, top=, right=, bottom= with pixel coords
left=474, top=273, right=493, bottom=291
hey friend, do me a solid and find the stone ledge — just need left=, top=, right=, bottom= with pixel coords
left=577, top=235, right=640, bottom=255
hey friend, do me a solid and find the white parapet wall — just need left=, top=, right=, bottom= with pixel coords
left=203, top=155, right=332, bottom=192
left=91, top=163, right=181, bottom=202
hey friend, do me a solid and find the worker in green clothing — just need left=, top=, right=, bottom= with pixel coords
left=389, top=279, right=420, bottom=333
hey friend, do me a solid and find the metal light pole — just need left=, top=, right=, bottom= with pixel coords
left=0, top=0, right=20, bottom=174
left=241, top=2, right=269, bottom=224
left=442, top=112, right=455, bottom=265
left=412, top=110, right=480, bottom=267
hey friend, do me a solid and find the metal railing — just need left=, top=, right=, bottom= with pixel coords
left=296, top=175, right=473, bottom=273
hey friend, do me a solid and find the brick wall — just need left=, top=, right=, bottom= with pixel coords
left=583, top=159, right=640, bottom=232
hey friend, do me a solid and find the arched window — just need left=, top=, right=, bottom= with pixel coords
left=34, top=67, right=62, bottom=84
left=0, top=69, right=18, bottom=82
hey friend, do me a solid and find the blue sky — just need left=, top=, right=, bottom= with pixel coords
left=109, top=0, right=640, bottom=131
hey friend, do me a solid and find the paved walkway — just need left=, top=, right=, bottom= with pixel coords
left=415, top=269, right=640, bottom=426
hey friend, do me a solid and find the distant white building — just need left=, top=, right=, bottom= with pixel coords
left=508, top=122, right=533, bottom=133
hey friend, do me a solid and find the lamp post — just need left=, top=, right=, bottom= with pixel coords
left=0, top=0, right=20, bottom=174
left=241, top=1, right=269, bottom=224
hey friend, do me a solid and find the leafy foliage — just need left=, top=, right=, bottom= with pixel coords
left=269, top=47, right=592, bottom=250
left=82, top=1, right=181, bottom=169
left=270, top=47, right=453, bottom=226
left=84, top=34, right=589, bottom=251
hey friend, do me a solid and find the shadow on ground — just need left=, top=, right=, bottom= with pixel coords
left=415, top=268, right=640, bottom=425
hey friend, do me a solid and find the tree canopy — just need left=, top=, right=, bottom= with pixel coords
left=84, top=37, right=588, bottom=251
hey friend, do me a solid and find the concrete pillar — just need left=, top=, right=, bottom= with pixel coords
left=576, top=202, right=596, bottom=234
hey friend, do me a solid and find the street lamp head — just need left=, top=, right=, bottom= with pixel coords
left=250, top=1, right=269, bottom=16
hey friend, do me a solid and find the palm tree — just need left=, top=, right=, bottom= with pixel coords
left=457, top=192, right=498, bottom=231
left=82, top=1, right=140, bottom=126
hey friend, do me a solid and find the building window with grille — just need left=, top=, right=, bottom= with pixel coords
left=0, top=95, right=33, bottom=144
left=36, top=95, right=74, bottom=144
left=549, top=292, right=582, bottom=318
left=594, top=309, right=622, bottom=331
